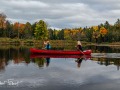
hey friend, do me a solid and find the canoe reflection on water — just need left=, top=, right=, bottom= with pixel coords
left=30, top=54, right=91, bottom=59
left=30, top=54, right=91, bottom=68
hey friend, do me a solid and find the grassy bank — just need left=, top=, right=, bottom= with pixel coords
left=0, top=38, right=75, bottom=47
left=0, top=38, right=120, bottom=47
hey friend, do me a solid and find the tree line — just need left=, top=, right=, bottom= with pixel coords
left=64, top=20, right=120, bottom=43
left=0, top=12, right=120, bottom=43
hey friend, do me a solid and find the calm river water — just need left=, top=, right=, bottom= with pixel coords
left=0, top=45, right=120, bottom=90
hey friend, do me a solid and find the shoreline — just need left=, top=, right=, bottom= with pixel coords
left=0, top=38, right=120, bottom=47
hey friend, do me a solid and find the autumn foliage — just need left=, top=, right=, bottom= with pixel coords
left=100, top=27, right=108, bottom=36
left=0, top=12, right=120, bottom=42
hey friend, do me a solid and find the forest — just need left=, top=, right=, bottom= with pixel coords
left=0, top=12, right=120, bottom=43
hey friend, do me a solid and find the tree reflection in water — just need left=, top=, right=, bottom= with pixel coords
left=0, top=47, right=120, bottom=72
left=92, top=57, right=120, bottom=70
left=0, top=47, right=52, bottom=70
left=31, top=58, right=50, bottom=68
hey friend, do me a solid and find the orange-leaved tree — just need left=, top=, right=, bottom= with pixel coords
left=100, top=27, right=108, bottom=42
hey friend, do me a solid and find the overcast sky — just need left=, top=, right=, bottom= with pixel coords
left=0, top=0, right=120, bottom=29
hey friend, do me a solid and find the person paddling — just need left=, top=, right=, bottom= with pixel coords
left=76, top=40, right=84, bottom=54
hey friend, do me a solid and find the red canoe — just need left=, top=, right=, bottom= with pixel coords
left=30, top=48, right=92, bottom=55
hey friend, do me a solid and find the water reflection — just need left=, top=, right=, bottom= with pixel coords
left=0, top=48, right=30, bottom=71
left=86, top=45, right=120, bottom=53
left=0, top=46, right=120, bottom=89
left=0, top=47, right=91, bottom=70
left=75, top=58, right=83, bottom=68
left=30, top=54, right=91, bottom=68
left=46, top=58, right=50, bottom=67
left=91, top=57, right=120, bottom=70
left=31, top=57, right=51, bottom=67
left=0, top=46, right=120, bottom=72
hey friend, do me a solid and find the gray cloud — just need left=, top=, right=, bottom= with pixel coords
left=0, top=0, right=119, bottom=29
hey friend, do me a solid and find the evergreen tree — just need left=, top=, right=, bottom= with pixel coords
left=104, top=21, right=110, bottom=29
left=24, top=22, right=32, bottom=39
left=114, top=19, right=120, bottom=29
left=5, top=20, right=12, bottom=38
left=48, top=28, right=54, bottom=40
left=58, top=29, right=64, bottom=40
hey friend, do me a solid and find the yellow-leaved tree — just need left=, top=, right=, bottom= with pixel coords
left=92, top=26, right=100, bottom=43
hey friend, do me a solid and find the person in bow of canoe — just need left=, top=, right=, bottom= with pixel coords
left=43, top=40, right=51, bottom=50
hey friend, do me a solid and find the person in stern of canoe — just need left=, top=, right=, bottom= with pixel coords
left=43, top=40, right=51, bottom=50
left=76, top=40, right=83, bottom=51
left=76, top=40, right=84, bottom=55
